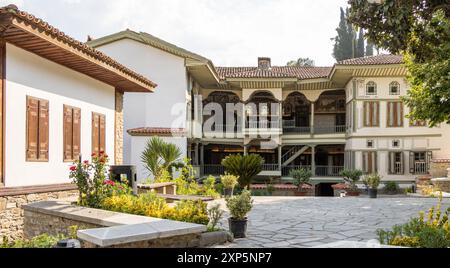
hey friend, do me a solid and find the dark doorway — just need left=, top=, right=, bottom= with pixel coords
left=316, top=183, right=335, bottom=197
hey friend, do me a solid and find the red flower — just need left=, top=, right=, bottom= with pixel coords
left=83, top=160, right=89, bottom=165
left=91, top=153, right=97, bottom=157
left=104, top=180, right=115, bottom=186
left=70, top=166, right=77, bottom=171
left=99, top=151, right=105, bottom=155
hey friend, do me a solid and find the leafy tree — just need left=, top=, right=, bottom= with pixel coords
left=287, top=57, right=315, bottom=67
left=141, top=137, right=182, bottom=178
left=348, top=1, right=450, bottom=126
left=356, top=28, right=366, bottom=58
left=333, top=7, right=355, bottom=61
left=340, top=169, right=363, bottom=190
left=222, top=154, right=264, bottom=189
left=289, top=168, right=312, bottom=191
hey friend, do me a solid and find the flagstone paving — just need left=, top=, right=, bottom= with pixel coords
left=212, top=196, right=450, bottom=248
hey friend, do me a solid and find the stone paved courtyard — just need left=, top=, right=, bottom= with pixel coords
left=213, top=196, right=450, bottom=248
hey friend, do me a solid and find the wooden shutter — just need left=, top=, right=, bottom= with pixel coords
left=38, top=99, right=49, bottom=161
left=64, top=105, right=81, bottom=161
left=72, top=108, right=81, bottom=159
left=99, top=114, right=106, bottom=153
left=63, top=105, right=73, bottom=161
left=374, top=102, right=380, bottom=127
left=26, top=97, right=39, bottom=161
left=92, top=113, right=100, bottom=155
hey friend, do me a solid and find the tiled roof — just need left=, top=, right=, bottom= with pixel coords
left=216, top=66, right=332, bottom=80
left=127, top=127, right=186, bottom=137
left=0, top=5, right=157, bottom=89
left=337, top=54, right=404, bottom=65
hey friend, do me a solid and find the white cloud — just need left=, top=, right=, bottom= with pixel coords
left=1, top=0, right=348, bottom=66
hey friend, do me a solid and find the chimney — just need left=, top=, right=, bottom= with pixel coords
left=258, top=57, right=271, bottom=70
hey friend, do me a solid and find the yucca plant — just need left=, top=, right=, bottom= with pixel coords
left=141, top=137, right=182, bottom=178
left=222, top=154, right=264, bottom=189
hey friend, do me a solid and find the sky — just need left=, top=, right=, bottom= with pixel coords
left=1, top=0, right=350, bottom=67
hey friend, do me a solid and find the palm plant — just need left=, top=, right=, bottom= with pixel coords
left=141, top=137, right=182, bottom=179
left=222, top=154, right=264, bottom=189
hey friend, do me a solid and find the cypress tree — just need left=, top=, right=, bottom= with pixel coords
left=366, top=41, right=374, bottom=56
left=333, top=8, right=354, bottom=62
left=356, top=28, right=365, bottom=58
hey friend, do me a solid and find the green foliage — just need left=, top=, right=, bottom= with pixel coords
left=384, top=181, right=400, bottom=194
left=362, top=173, right=382, bottom=189
left=377, top=197, right=450, bottom=248
left=101, top=192, right=209, bottom=225
left=287, top=57, right=315, bottom=67
left=222, top=154, right=264, bottom=189
left=349, top=1, right=450, bottom=126
left=340, top=169, right=363, bottom=189
left=226, top=190, right=254, bottom=220
left=289, top=168, right=312, bottom=189
left=207, top=204, right=224, bottom=232
left=1, top=234, right=63, bottom=248
left=141, top=137, right=182, bottom=178
left=69, top=152, right=113, bottom=208
left=333, top=7, right=355, bottom=61
left=220, top=174, right=239, bottom=190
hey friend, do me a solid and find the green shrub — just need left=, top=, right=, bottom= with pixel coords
left=207, top=204, right=224, bottom=232
left=363, top=173, right=382, bottom=189
left=383, top=181, right=400, bottom=194
left=377, top=196, right=450, bottom=248
left=226, top=190, right=253, bottom=220
left=222, top=154, right=264, bottom=188
left=340, top=169, right=363, bottom=190
left=221, top=174, right=239, bottom=190
left=1, top=234, right=63, bottom=248
left=289, top=168, right=312, bottom=190
left=101, top=192, right=209, bottom=225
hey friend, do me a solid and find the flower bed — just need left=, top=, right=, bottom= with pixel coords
left=250, top=184, right=314, bottom=196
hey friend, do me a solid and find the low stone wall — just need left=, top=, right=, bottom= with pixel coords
left=0, top=185, right=78, bottom=241
left=430, top=159, right=450, bottom=178
left=23, top=201, right=229, bottom=248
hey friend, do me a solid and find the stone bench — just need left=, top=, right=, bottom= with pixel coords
left=158, top=194, right=214, bottom=203
left=137, top=182, right=177, bottom=195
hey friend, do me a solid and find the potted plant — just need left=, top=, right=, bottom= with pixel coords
left=363, top=173, right=382, bottom=198
left=221, top=174, right=239, bottom=197
left=226, top=190, right=253, bottom=238
left=339, top=169, right=364, bottom=196
left=289, top=168, right=313, bottom=196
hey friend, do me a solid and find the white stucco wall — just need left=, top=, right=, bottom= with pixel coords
left=130, top=136, right=188, bottom=182
left=345, top=77, right=450, bottom=180
left=4, top=44, right=116, bottom=187
left=93, top=39, right=189, bottom=164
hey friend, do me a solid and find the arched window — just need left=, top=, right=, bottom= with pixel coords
left=390, top=81, right=400, bottom=95
left=366, top=81, right=377, bottom=95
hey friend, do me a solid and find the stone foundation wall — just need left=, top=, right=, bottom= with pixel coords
left=83, top=233, right=202, bottom=248
left=23, top=209, right=99, bottom=239
left=0, top=190, right=78, bottom=241
left=430, top=160, right=450, bottom=178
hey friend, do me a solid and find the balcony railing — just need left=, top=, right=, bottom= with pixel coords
left=282, top=165, right=344, bottom=177
left=282, top=165, right=311, bottom=176
left=315, top=166, right=344, bottom=177
left=201, top=165, right=225, bottom=176
left=314, top=125, right=346, bottom=134
left=414, top=162, right=428, bottom=175
left=262, top=164, right=281, bottom=172
left=246, top=116, right=281, bottom=129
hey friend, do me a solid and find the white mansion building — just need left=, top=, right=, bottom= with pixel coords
left=88, top=30, right=450, bottom=191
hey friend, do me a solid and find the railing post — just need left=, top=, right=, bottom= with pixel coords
left=311, top=145, right=316, bottom=176
left=278, top=146, right=282, bottom=172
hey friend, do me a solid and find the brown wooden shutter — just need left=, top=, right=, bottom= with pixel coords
left=92, top=113, right=100, bottom=155
left=99, top=114, right=106, bottom=153
left=375, top=102, right=380, bottom=127
left=72, top=108, right=81, bottom=160
left=26, top=97, right=39, bottom=161
left=63, top=105, right=73, bottom=161
left=363, top=102, right=368, bottom=127
left=38, top=99, right=49, bottom=161
left=399, top=102, right=404, bottom=127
